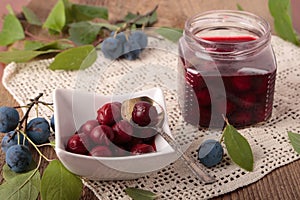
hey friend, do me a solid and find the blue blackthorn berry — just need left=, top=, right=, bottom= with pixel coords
left=1, top=131, right=28, bottom=153
left=26, top=117, right=50, bottom=145
left=0, top=106, right=19, bottom=133
left=123, top=38, right=141, bottom=60
left=198, top=139, right=223, bottom=167
left=6, top=145, right=32, bottom=173
left=50, top=115, right=55, bottom=131
left=101, top=37, right=123, bottom=60
left=1, top=131, right=17, bottom=153
left=110, top=31, right=127, bottom=45
left=130, top=31, right=148, bottom=49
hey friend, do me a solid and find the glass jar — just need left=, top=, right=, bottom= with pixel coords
left=178, top=10, right=277, bottom=128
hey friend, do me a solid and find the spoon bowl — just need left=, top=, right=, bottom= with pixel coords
left=121, top=96, right=165, bottom=127
left=121, top=95, right=216, bottom=184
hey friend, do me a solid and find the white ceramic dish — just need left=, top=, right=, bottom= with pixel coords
left=54, top=88, right=177, bottom=180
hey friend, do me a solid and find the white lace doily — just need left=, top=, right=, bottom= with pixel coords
left=2, top=36, right=300, bottom=199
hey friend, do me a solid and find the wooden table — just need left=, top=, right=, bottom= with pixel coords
left=1, top=0, right=300, bottom=199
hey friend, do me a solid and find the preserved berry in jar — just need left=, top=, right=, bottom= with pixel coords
left=178, top=10, right=277, bottom=128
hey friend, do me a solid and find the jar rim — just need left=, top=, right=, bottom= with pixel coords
left=184, top=10, right=271, bottom=58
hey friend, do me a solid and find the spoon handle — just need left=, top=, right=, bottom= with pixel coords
left=159, top=130, right=216, bottom=184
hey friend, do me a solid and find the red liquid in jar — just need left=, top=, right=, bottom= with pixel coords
left=201, top=36, right=257, bottom=42
left=178, top=36, right=276, bottom=128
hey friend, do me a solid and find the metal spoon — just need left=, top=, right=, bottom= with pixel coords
left=121, top=96, right=216, bottom=184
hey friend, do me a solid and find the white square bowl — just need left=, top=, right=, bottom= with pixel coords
left=54, top=88, right=177, bottom=180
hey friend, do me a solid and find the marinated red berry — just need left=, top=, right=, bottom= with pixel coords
left=148, top=138, right=157, bottom=151
left=89, top=125, right=114, bottom=145
left=255, top=76, right=269, bottom=94
left=132, top=101, right=158, bottom=127
left=229, top=112, right=252, bottom=127
left=97, top=102, right=121, bottom=126
left=112, top=120, right=133, bottom=144
left=79, top=120, right=99, bottom=135
left=253, top=107, right=266, bottom=122
left=131, top=143, right=155, bottom=155
left=196, top=88, right=211, bottom=106
left=239, top=94, right=256, bottom=109
left=226, top=100, right=235, bottom=114
left=199, top=106, right=211, bottom=127
left=135, top=127, right=158, bottom=139
left=213, top=99, right=235, bottom=115
left=90, top=146, right=112, bottom=157
left=125, top=136, right=144, bottom=151
left=231, top=75, right=252, bottom=91
left=112, top=145, right=130, bottom=157
left=66, top=133, right=90, bottom=155
left=112, top=101, right=122, bottom=110
left=186, top=69, right=206, bottom=91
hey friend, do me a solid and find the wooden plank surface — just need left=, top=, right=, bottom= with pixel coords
left=1, top=0, right=300, bottom=199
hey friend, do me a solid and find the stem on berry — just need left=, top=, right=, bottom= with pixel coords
left=36, top=143, right=55, bottom=148
left=13, top=105, right=30, bottom=109
left=117, top=5, right=158, bottom=33
left=220, top=114, right=229, bottom=143
left=94, top=5, right=158, bottom=47
left=37, top=154, right=42, bottom=169
left=8, top=93, right=44, bottom=143
left=221, top=114, right=230, bottom=126
left=35, top=104, right=39, bottom=118
left=17, top=131, right=20, bottom=145
left=35, top=101, right=53, bottom=106
left=37, top=102, right=54, bottom=112
left=22, top=93, right=44, bottom=130
left=18, top=130, right=53, bottom=162
left=8, top=93, right=43, bottom=142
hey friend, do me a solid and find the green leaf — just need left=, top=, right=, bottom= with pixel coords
left=3, top=162, right=37, bottom=181
left=288, top=131, right=300, bottom=154
left=268, top=0, right=299, bottom=45
left=95, top=23, right=119, bottom=31
left=0, top=167, right=40, bottom=200
left=39, top=40, right=74, bottom=51
left=22, top=6, right=42, bottom=26
left=0, top=49, right=58, bottom=64
left=3, top=164, right=18, bottom=181
left=68, top=21, right=118, bottom=45
left=49, top=45, right=96, bottom=70
left=148, top=12, right=157, bottom=25
left=125, top=187, right=157, bottom=200
left=24, top=41, right=45, bottom=50
left=41, top=160, right=83, bottom=200
left=49, top=140, right=56, bottom=147
left=71, top=4, right=108, bottom=21
left=62, top=0, right=73, bottom=24
left=223, top=124, right=254, bottom=171
left=43, top=0, right=66, bottom=34
left=124, top=11, right=157, bottom=26
left=68, top=21, right=101, bottom=45
left=0, top=12, right=25, bottom=46
left=155, top=27, right=183, bottom=42
left=6, top=5, right=14, bottom=15
left=124, top=12, right=138, bottom=21
left=236, top=3, right=244, bottom=11
left=24, top=40, right=73, bottom=51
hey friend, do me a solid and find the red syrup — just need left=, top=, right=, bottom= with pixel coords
left=201, top=36, right=257, bottom=42
left=178, top=36, right=276, bottom=128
